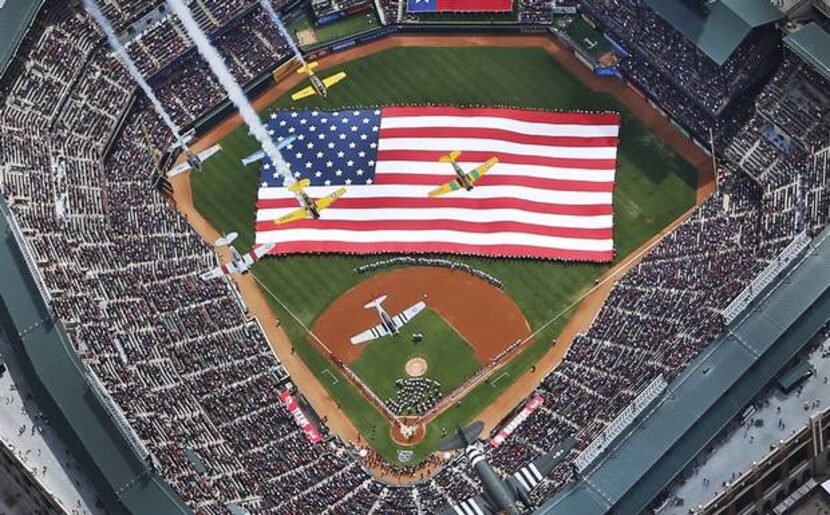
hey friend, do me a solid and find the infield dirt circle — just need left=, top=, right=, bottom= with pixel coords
left=312, top=266, right=532, bottom=365
left=405, top=357, right=428, bottom=377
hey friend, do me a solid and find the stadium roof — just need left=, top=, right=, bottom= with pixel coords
left=538, top=228, right=830, bottom=515
left=0, top=0, right=45, bottom=78
left=643, top=0, right=784, bottom=65
left=784, top=22, right=830, bottom=83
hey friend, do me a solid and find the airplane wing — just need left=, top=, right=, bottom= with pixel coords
left=274, top=207, right=310, bottom=225
left=199, top=266, right=226, bottom=281
left=313, top=187, right=347, bottom=212
left=438, top=494, right=494, bottom=515
left=465, top=157, right=498, bottom=183
left=322, top=71, right=347, bottom=87
left=391, top=301, right=426, bottom=328
left=428, top=178, right=465, bottom=198
left=291, top=86, right=317, bottom=101
left=241, top=150, right=265, bottom=167
left=168, top=144, right=222, bottom=176
left=350, top=323, right=390, bottom=345
left=507, top=437, right=575, bottom=497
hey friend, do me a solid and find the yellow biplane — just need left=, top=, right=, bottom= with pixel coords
left=427, top=151, right=499, bottom=197
left=290, top=62, right=347, bottom=101
left=274, top=178, right=347, bottom=224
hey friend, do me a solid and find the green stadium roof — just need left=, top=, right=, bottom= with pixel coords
left=0, top=0, right=45, bottom=78
left=643, top=0, right=784, bottom=65
left=784, top=22, right=830, bottom=83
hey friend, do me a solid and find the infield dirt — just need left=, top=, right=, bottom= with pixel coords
left=312, top=267, right=530, bottom=364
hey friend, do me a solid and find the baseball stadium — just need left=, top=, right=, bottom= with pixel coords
left=0, top=1, right=828, bottom=515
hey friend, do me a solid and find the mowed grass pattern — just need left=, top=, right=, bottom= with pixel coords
left=350, top=309, right=481, bottom=402
left=191, top=46, right=697, bottom=464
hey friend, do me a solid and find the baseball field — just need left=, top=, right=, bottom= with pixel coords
left=189, top=44, right=698, bottom=466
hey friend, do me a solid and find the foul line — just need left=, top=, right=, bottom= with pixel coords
left=252, top=217, right=681, bottom=387
left=322, top=369, right=339, bottom=385
left=520, top=223, right=682, bottom=346
left=490, top=372, right=510, bottom=388
left=252, top=274, right=336, bottom=355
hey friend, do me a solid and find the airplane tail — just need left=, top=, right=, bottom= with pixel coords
left=288, top=178, right=311, bottom=193
left=439, top=150, right=462, bottom=163
left=437, top=421, right=484, bottom=451
left=363, top=295, right=388, bottom=309
left=296, top=61, right=319, bottom=75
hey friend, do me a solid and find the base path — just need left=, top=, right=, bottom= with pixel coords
left=313, top=267, right=530, bottom=364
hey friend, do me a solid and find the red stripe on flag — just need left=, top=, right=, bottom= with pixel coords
left=437, top=0, right=512, bottom=11
left=268, top=241, right=614, bottom=262
left=377, top=150, right=616, bottom=170
left=255, top=219, right=613, bottom=239
left=379, top=127, right=619, bottom=147
left=372, top=173, right=615, bottom=192
left=256, top=197, right=615, bottom=216
left=382, top=107, right=621, bottom=125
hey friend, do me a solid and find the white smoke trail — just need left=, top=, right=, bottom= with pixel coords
left=82, top=0, right=183, bottom=143
left=166, top=0, right=294, bottom=182
left=260, top=0, right=307, bottom=68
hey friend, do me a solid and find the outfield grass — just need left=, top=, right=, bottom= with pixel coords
left=350, top=308, right=481, bottom=402
left=288, top=10, right=380, bottom=49
left=191, top=46, right=697, bottom=465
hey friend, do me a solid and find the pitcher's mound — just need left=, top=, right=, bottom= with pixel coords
left=405, top=357, right=428, bottom=377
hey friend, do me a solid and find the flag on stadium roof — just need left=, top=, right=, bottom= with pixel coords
left=255, top=106, right=620, bottom=262
left=406, top=0, right=513, bottom=12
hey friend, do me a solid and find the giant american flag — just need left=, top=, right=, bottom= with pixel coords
left=255, top=107, right=620, bottom=261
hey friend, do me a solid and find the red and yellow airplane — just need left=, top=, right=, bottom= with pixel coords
left=427, top=151, right=499, bottom=197
left=290, top=62, right=347, bottom=101
left=274, top=178, right=347, bottom=225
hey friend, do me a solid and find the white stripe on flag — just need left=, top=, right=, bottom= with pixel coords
left=256, top=207, right=613, bottom=229
left=380, top=115, right=620, bottom=138
left=374, top=161, right=616, bottom=182
left=377, top=138, right=619, bottom=160
left=255, top=228, right=614, bottom=251
left=257, top=185, right=613, bottom=205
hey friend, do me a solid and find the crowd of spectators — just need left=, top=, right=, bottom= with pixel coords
left=0, top=0, right=828, bottom=513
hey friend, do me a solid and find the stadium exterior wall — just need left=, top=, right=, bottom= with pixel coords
left=0, top=199, right=190, bottom=515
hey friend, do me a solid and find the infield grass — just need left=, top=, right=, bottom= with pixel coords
left=350, top=308, right=481, bottom=403
left=191, top=46, right=697, bottom=465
